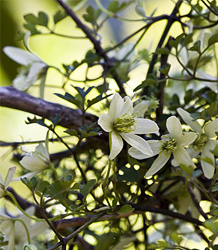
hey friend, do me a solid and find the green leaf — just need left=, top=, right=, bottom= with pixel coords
left=160, top=63, right=171, bottom=75
left=84, top=49, right=99, bottom=64
left=36, top=180, right=50, bottom=195
left=25, top=116, right=48, bottom=128
left=80, top=179, right=96, bottom=197
left=208, top=34, right=218, bottom=47
left=171, top=232, right=183, bottom=244
left=117, top=204, right=134, bottom=214
left=190, top=41, right=201, bottom=53
left=212, top=183, right=218, bottom=192
left=55, top=92, right=82, bottom=109
left=183, top=33, right=193, bottom=46
left=156, top=47, right=170, bottom=55
left=169, top=34, right=183, bottom=48
left=107, top=1, right=133, bottom=13
left=83, top=6, right=101, bottom=24
left=60, top=174, right=74, bottom=189
left=204, top=220, right=218, bottom=234
left=179, top=163, right=194, bottom=175
left=64, top=128, right=78, bottom=136
left=74, top=86, right=94, bottom=98
left=86, top=94, right=112, bottom=109
left=23, top=23, right=40, bottom=35
left=157, top=240, right=172, bottom=248
left=134, top=75, right=157, bottom=91
left=21, top=177, right=33, bottom=190
left=50, top=114, right=61, bottom=127
left=49, top=180, right=65, bottom=198
left=30, top=177, right=38, bottom=189
left=211, top=144, right=218, bottom=157
left=79, top=124, right=101, bottom=138
left=53, top=10, right=67, bottom=24
left=95, top=233, right=117, bottom=250
left=213, top=245, right=218, bottom=250
left=24, top=11, right=48, bottom=27
left=38, top=12, right=49, bottom=27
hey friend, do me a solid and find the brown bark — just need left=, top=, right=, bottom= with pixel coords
left=0, top=86, right=97, bottom=130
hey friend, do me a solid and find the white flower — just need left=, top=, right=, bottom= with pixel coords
left=133, top=98, right=159, bottom=117
left=20, top=143, right=50, bottom=175
left=3, top=46, right=47, bottom=91
left=0, top=207, right=47, bottom=250
left=0, top=167, right=16, bottom=198
left=129, top=116, right=197, bottom=177
left=177, top=107, right=218, bottom=179
left=98, top=93, right=159, bottom=160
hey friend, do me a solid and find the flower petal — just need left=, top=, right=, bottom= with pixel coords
left=109, top=131, right=123, bottom=160
left=148, top=140, right=162, bottom=155
left=145, top=152, right=170, bottom=177
left=4, top=167, right=16, bottom=188
left=135, top=118, right=159, bottom=135
left=27, top=62, right=46, bottom=81
left=108, top=93, right=124, bottom=121
left=177, top=108, right=202, bottom=133
left=178, top=132, right=197, bottom=146
left=3, top=46, right=39, bottom=65
left=133, top=101, right=148, bottom=117
left=20, top=153, right=48, bottom=172
left=0, top=172, right=4, bottom=186
left=204, top=118, right=218, bottom=138
left=200, top=140, right=218, bottom=179
left=98, top=114, right=113, bottom=132
left=121, top=133, right=153, bottom=156
left=119, top=96, right=133, bottom=116
left=166, top=116, right=182, bottom=140
left=128, top=147, right=152, bottom=159
left=13, top=73, right=30, bottom=91
left=173, top=146, right=195, bottom=167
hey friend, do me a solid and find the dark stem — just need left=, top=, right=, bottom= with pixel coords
left=156, top=36, right=174, bottom=118
left=187, top=182, right=209, bottom=220
left=142, top=0, right=183, bottom=95
left=56, top=0, right=126, bottom=95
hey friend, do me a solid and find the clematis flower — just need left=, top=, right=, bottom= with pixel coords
left=3, top=46, right=48, bottom=91
left=128, top=116, right=197, bottom=177
left=98, top=93, right=159, bottom=160
left=177, top=107, right=218, bottom=179
left=0, top=207, right=48, bottom=250
left=20, top=143, right=50, bottom=176
left=0, top=167, right=16, bottom=198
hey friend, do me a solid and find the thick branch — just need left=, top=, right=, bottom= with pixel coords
left=0, top=87, right=97, bottom=130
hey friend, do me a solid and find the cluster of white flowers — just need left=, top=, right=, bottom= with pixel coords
left=98, top=93, right=218, bottom=179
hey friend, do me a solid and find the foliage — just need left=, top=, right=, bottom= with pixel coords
left=1, top=0, right=218, bottom=249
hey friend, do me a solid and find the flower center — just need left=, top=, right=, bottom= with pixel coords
left=113, top=114, right=135, bottom=133
left=192, top=133, right=208, bottom=150
left=161, top=138, right=177, bottom=152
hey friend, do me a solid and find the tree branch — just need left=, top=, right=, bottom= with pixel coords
left=0, top=86, right=97, bottom=130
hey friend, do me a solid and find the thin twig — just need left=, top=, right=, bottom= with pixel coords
left=142, top=0, right=183, bottom=95
left=56, top=0, right=126, bottom=95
